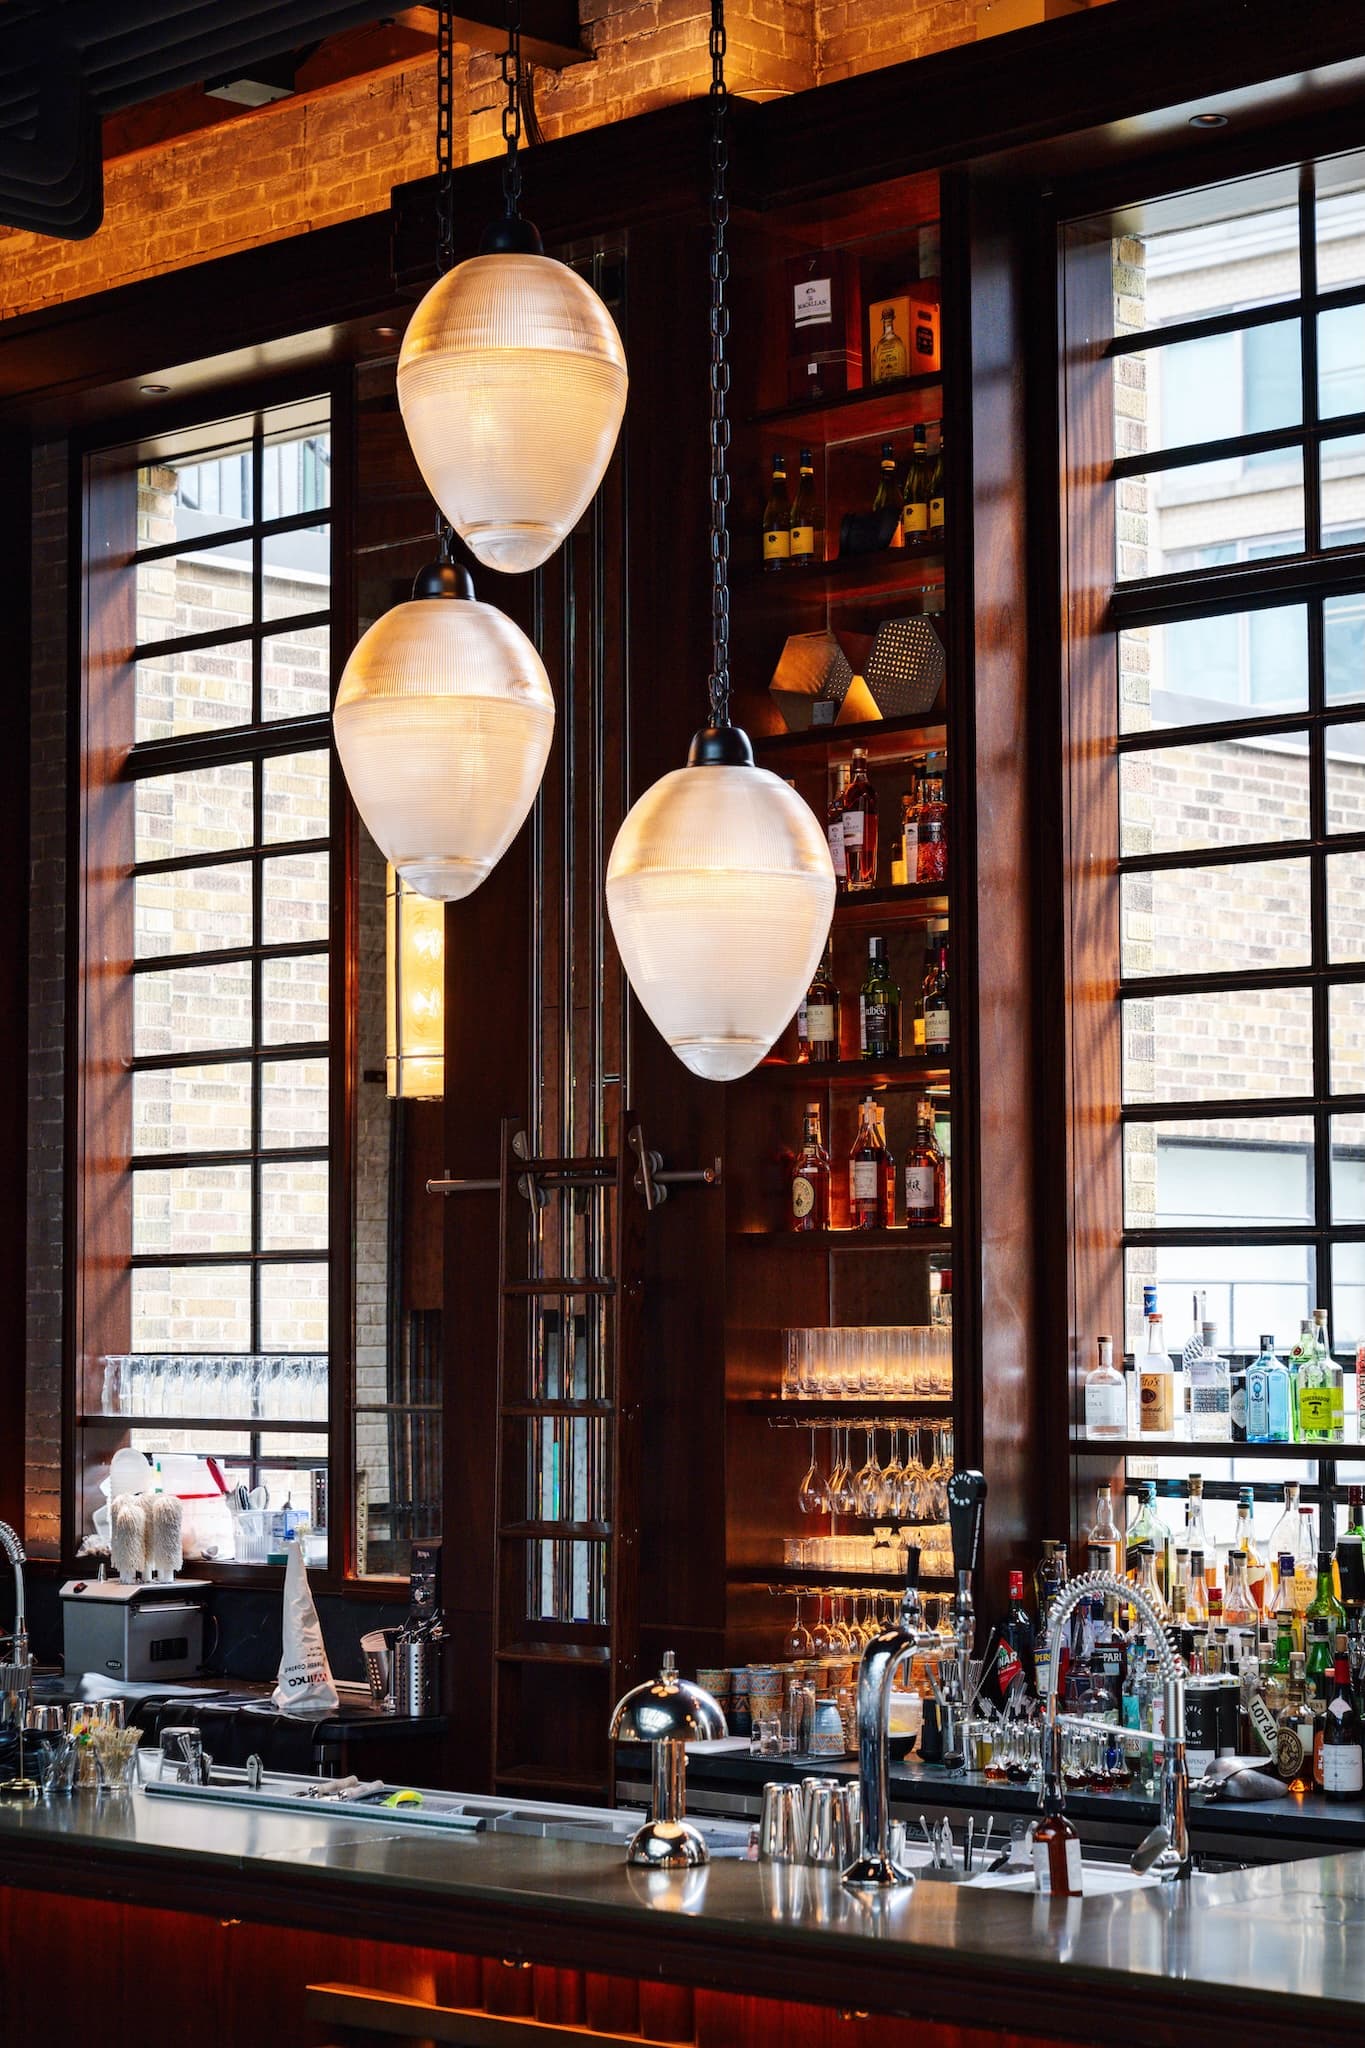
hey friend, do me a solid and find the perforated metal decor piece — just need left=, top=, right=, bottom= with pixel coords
left=768, top=630, right=854, bottom=731
left=865, top=615, right=946, bottom=718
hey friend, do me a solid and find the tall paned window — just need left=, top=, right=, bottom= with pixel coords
left=76, top=397, right=336, bottom=1569
left=1064, top=152, right=1365, bottom=1540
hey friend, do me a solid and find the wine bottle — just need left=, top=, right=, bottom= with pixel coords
left=901, top=423, right=930, bottom=544
left=903, top=1098, right=945, bottom=1229
left=927, top=430, right=945, bottom=542
left=841, top=746, right=879, bottom=892
left=789, top=447, right=821, bottom=568
left=858, top=936, right=900, bottom=1061
left=762, top=452, right=791, bottom=571
left=848, top=1096, right=887, bottom=1231
left=1322, top=1635, right=1364, bottom=1800
left=872, top=440, right=904, bottom=546
left=921, top=932, right=949, bottom=1054
left=790, top=1102, right=831, bottom=1232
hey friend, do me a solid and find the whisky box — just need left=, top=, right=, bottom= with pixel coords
left=785, top=247, right=861, bottom=404
left=909, top=294, right=941, bottom=375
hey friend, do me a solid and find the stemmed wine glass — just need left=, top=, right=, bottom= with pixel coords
left=828, top=1428, right=856, bottom=1517
left=808, top=1593, right=832, bottom=1655
left=784, top=1592, right=812, bottom=1658
left=854, top=1427, right=883, bottom=1519
left=798, top=1428, right=830, bottom=1515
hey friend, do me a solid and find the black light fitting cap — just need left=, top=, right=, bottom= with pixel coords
left=687, top=724, right=755, bottom=767
left=479, top=214, right=545, bottom=256
left=412, top=557, right=475, bottom=601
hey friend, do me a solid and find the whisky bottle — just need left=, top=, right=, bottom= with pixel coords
left=915, top=754, right=947, bottom=884
left=826, top=763, right=851, bottom=895
left=903, top=1098, right=945, bottom=1229
left=1084, top=1335, right=1126, bottom=1441
left=789, top=447, right=822, bottom=568
left=762, top=453, right=791, bottom=571
left=848, top=1097, right=887, bottom=1231
left=921, top=933, right=949, bottom=1054
left=798, top=946, right=840, bottom=1064
left=790, top=1102, right=831, bottom=1232
left=891, top=783, right=919, bottom=887
left=1321, top=1636, right=1364, bottom=1800
left=928, top=430, right=945, bottom=542
left=858, top=937, right=900, bottom=1061
left=841, top=746, right=879, bottom=892
left=1276, top=1651, right=1315, bottom=1791
left=872, top=304, right=909, bottom=384
left=1033, top=1725, right=1083, bottom=1896
left=901, top=423, right=930, bottom=543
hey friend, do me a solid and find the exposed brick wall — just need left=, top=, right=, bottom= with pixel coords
left=26, top=443, right=68, bottom=1558
left=0, top=0, right=1116, bottom=321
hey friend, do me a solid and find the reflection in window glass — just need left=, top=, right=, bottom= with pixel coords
left=1328, top=592, right=1365, bottom=704
left=1319, top=305, right=1365, bottom=420
left=1332, top=1113, right=1365, bottom=1223
left=1327, top=723, right=1365, bottom=831
left=1124, top=1116, right=1313, bottom=1229
left=1118, top=456, right=1306, bottom=583
left=1316, top=180, right=1365, bottom=293
left=262, top=523, right=330, bottom=621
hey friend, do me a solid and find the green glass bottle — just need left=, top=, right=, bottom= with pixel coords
left=901, top=423, right=930, bottom=544
left=858, top=935, right=900, bottom=1061
left=873, top=441, right=902, bottom=528
left=762, top=452, right=791, bottom=572
left=1307, top=1547, right=1345, bottom=1635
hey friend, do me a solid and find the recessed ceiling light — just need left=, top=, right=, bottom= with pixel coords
left=1189, top=112, right=1229, bottom=129
left=139, top=382, right=170, bottom=395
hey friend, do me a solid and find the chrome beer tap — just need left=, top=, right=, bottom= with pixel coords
left=844, top=1470, right=987, bottom=1888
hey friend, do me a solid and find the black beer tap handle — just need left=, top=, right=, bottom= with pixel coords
left=947, top=1469, right=987, bottom=1580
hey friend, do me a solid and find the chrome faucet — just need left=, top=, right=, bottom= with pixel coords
left=1044, top=1570, right=1191, bottom=1881
left=844, top=1470, right=987, bottom=1889
left=0, top=1521, right=27, bottom=1666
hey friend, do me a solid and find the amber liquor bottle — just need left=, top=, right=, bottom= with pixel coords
left=797, top=946, right=840, bottom=1064
left=903, top=1098, right=945, bottom=1229
left=873, top=1102, right=896, bottom=1228
left=1033, top=1725, right=1084, bottom=1896
left=826, top=763, right=851, bottom=896
left=790, top=1102, right=831, bottom=1232
left=841, top=746, right=879, bottom=892
left=848, top=1097, right=887, bottom=1231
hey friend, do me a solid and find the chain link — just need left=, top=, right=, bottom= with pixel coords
left=436, top=0, right=456, bottom=273
left=707, top=0, right=731, bottom=730
left=501, top=0, right=524, bottom=220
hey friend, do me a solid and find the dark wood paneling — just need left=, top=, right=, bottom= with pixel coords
left=0, top=430, right=31, bottom=1533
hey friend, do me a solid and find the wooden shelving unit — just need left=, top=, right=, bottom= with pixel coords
left=750, top=368, right=945, bottom=441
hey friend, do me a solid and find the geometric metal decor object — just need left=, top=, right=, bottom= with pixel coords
left=864, top=614, right=947, bottom=718
left=768, top=630, right=855, bottom=731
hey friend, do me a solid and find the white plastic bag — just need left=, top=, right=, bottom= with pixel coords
left=272, top=1538, right=339, bottom=1716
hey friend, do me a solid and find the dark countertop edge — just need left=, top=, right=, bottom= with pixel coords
left=4, top=1820, right=1365, bottom=2048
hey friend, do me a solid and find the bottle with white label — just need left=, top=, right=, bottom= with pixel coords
left=1084, top=1335, right=1126, bottom=1440
left=826, top=764, right=851, bottom=894
left=1033, top=1725, right=1083, bottom=1896
left=921, top=932, right=949, bottom=1053
left=1188, top=1321, right=1231, bottom=1441
left=903, top=1098, right=945, bottom=1229
left=848, top=1097, right=886, bottom=1231
left=1322, top=1636, right=1364, bottom=1799
left=796, top=946, right=839, bottom=1065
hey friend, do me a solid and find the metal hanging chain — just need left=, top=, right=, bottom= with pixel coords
left=436, top=0, right=456, bottom=274
left=706, top=0, right=731, bottom=730
left=501, top=0, right=524, bottom=221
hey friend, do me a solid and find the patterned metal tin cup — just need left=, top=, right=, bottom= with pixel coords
left=807, top=1695, right=848, bottom=1760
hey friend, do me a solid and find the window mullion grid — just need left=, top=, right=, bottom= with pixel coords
left=1300, top=170, right=1324, bottom=559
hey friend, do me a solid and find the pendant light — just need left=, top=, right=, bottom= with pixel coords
left=334, top=528, right=555, bottom=901
left=398, top=0, right=628, bottom=574
left=605, top=3, right=835, bottom=1082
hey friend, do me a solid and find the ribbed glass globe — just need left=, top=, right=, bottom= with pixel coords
left=398, top=253, right=628, bottom=575
left=606, top=763, right=836, bottom=1081
left=334, top=596, right=554, bottom=902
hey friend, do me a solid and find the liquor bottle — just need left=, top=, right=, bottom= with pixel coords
left=933, top=1103, right=952, bottom=1229
left=789, top=447, right=821, bottom=568
left=927, top=430, right=945, bottom=544
left=1189, top=1323, right=1231, bottom=1442
left=1272, top=1590, right=1296, bottom=1674
left=1267, top=1482, right=1305, bottom=1589
left=826, top=764, right=851, bottom=895
left=858, top=938, right=900, bottom=1061
left=901, top=422, right=931, bottom=544
left=1126, top=1480, right=1170, bottom=1591
left=1315, top=1307, right=1345, bottom=1444
left=1322, top=1636, right=1364, bottom=1800
left=1275, top=1650, right=1315, bottom=1791
left=1246, top=1333, right=1292, bottom=1444
left=790, top=1102, right=831, bottom=1232
left=762, top=452, right=791, bottom=571
left=1349, top=1485, right=1365, bottom=1539
left=872, top=1102, right=896, bottom=1228
left=1139, top=1313, right=1173, bottom=1436
left=921, top=933, right=950, bottom=1054
left=1084, top=1335, right=1126, bottom=1441
left=798, top=946, right=840, bottom=1064
left=1186, top=1549, right=1209, bottom=1627
left=993, top=1570, right=1037, bottom=1703
left=891, top=780, right=919, bottom=887
left=915, top=755, right=948, bottom=886
left=1185, top=1473, right=1210, bottom=1563
left=872, top=440, right=904, bottom=545
left=1132, top=1540, right=1169, bottom=1624
left=872, top=304, right=909, bottom=384
left=1272, top=1552, right=1302, bottom=1657
left=848, top=1097, right=887, bottom=1231
left=1033, top=1725, right=1084, bottom=1896
left=903, top=1098, right=945, bottom=1229
left=1289, top=1315, right=1317, bottom=1438
left=1223, top=1548, right=1259, bottom=1648
left=841, top=747, right=879, bottom=892
left=1298, top=1319, right=1333, bottom=1444
left=1308, top=1548, right=1346, bottom=1637
left=1087, top=1483, right=1123, bottom=1575
left=1233, top=1486, right=1267, bottom=1613
left=1034, top=1538, right=1069, bottom=1635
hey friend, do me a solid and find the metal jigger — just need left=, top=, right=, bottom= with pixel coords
left=608, top=1651, right=727, bottom=1868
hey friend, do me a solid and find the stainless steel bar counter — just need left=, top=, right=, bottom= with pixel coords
left=1, top=1770, right=1365, bottom=2047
